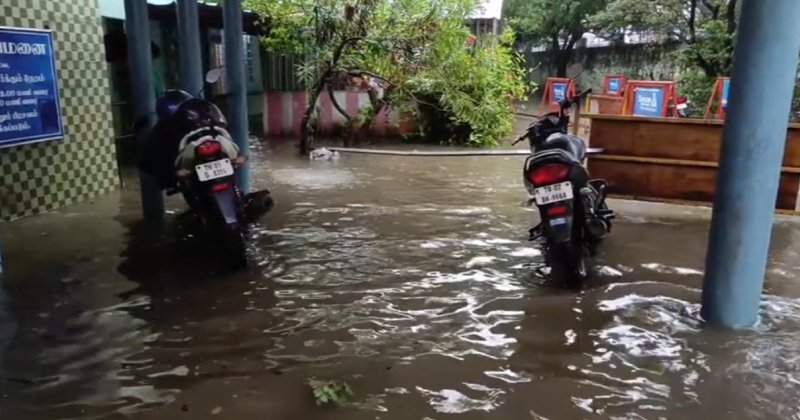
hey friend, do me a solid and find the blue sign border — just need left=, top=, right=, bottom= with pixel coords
left=0, top=26, right=64, bottom=149
left=721, top=78, right=730, bottom=108
left=551, top=82, right=567, bottom=103
left=607, top=77, right=622, bottom=95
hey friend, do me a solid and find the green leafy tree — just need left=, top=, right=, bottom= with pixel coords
left=504, top=0, right=608, bottom=77
left=593, top=0, right=739, bottom=106
left=245, top=0, right=527, bottom=152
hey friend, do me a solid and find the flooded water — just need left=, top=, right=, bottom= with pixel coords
left=4, top=139, right=800, bottom=419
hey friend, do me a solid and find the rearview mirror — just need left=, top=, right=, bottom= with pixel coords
left=205, top=68, right=222, bottom=84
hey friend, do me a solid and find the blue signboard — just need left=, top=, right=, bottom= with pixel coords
left=607, top=77, right=622, bottom=95
left=552, top=82, right=567, bottom=103
left=632, top=87, right=665, bottom=117
left=721, top=78, right=730, bottom=108
left=0, top=27, right=63, bottom=149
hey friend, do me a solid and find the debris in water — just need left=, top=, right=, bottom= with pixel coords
left=465, top=256, right=497, bottom=268
left=309, top=148, right=341, bottom=161
left=211, top=406, right=222, bottom=415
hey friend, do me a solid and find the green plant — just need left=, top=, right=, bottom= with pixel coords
left=405, top=29, right=529, bottom=147
left=246, top=0, right=527, bottom=151
left=308, top=378, right=353, bottom=406
left=674, top=68, right=712, bottom=114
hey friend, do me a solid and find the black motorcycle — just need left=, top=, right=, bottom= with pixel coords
left=138, top=70, right=272, bottom=268
left=512, top=88, right=614, bottom=284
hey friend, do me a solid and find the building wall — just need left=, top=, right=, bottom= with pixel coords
left=0, top=0, right=117, bottom=220
left=524, top=43, right=680, bottom=92
left=262, top=91, right=414, bottom=138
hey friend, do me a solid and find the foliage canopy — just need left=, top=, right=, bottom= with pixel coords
left=504, top=0, right=742, bottom=108
left=245, top=0, right=529, bottom=150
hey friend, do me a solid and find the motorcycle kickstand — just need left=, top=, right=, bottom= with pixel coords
left=529, top=224, right=543, bottom=241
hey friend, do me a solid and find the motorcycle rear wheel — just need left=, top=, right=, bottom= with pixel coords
left=221, top=223, right=247, bottom=269
left=547, top=242, right=587, bottom=287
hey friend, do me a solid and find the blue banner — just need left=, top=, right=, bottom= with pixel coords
left=0, top=27, right=63, bottom=148
left=551, top=82, right=567, bottom=103
left=632, top=87, right=664, bottom=117
left=607, top=77, right=622, bottom=94
left=721, top=78, right=730, bottom=108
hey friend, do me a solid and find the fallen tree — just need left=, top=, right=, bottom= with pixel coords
left=245, top=0, right=529, bottom=154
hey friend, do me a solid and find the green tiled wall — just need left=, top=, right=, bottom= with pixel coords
left=0, top=0, right=118, bottom=220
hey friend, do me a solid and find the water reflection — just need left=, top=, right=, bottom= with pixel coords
left=2, top=140, right=800, bottom=419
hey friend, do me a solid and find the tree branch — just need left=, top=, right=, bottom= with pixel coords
left=694, top=50, right=717, bottom=77
left=345, top=70, right=394, bottom=87
left=726, top=0, right=738, bottom=35
left=560, top=32, right=570, bottom=51
left=328, top=81, right=353, bottom=120
left=700, top=0, right=720, bottom=19
left=566, top=30, right=582, bottom=52
left=689, top=0, right=698, bottom=43
left=331, top=37, right=363, bottom=65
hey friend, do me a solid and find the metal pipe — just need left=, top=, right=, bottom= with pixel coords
left=701, top=0, right=800, bottom=328
left=223, top=0, right=251, bottom=193
left=177, top=0, right=204, bottom=96
left=325, top=147, right=605, bottom=156
left=124, top=0, right=164, bottom=221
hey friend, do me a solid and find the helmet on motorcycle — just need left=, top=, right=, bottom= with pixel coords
left=156, top=89, right=194, bottom=120
left=531, top=114, right=564, bottom=140
left=173, top=98, right=228, bottom=131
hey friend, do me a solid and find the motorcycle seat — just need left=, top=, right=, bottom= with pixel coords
left=538, top=133, right=586, bottom=162
left=174, top=126, right=240, bottom=169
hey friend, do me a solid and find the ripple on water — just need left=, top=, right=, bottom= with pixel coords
left=416, top=383, right=505, bottom=414
left=270, top=167, right=358, bottom=190
left=641, top=263, right=703, bottom=276
left=561, top=282, right=800, bottom=418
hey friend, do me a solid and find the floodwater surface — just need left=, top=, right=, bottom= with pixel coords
left=3, top=139, right=800, bottom=419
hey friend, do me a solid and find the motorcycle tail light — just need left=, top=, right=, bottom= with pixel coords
left=212, top=182, right=230, bottom=192
left=529, top=163, right=570, bottom=185
left=196, top=141, right=222, bottom=157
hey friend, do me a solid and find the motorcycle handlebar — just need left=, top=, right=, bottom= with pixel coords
left=575, top=88, right=592, bottom=101
left=558, top=88, right=593, bottom=112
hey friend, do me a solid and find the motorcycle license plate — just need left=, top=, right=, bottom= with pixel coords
left=534, top=181, right=573, bottom=205
left=195, top=159, right=234, bottom=182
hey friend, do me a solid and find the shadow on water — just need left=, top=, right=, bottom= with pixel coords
left=4, top=140, right=800, bottom=419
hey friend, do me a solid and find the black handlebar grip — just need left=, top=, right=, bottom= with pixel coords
left=577, top=88, right=592, bottom=99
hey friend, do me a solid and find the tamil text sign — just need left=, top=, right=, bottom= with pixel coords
left=0, top=26, right=63, bottom=148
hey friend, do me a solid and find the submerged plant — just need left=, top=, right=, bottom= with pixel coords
left=308, top=378, right=354, bottom=406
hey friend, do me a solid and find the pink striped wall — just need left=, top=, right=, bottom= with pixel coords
left=262, top=91, right=411, bottom=138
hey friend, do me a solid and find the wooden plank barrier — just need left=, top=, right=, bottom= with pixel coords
left=585, top=114, right=800, bottom=212
left=585, top=94, right=624, bottom=115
